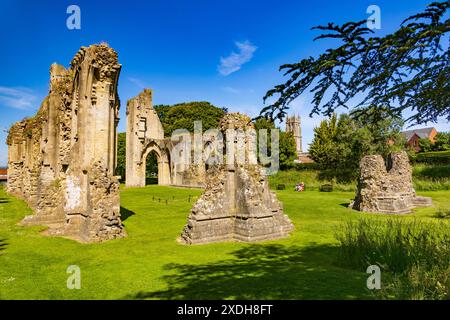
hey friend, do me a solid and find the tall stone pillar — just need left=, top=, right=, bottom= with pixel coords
left=7, top=43, right=127, bottom=243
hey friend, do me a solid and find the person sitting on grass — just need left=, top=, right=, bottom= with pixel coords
left=295, top=182, right=305, bottom=192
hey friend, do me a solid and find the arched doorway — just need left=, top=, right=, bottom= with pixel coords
left=145, top=150, right=159, bottom=185
left=141, top=140, right=171, bottom=186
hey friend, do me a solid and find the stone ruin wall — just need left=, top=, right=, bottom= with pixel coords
left=6, top=44, right=126, bottom=242
left=351, top=151, right=432, bottom=214
left=125, top=89, right=168, bottom=187
left=180, top=113, right=294, bottom=244
left=125, top=89, right=206, bottom=188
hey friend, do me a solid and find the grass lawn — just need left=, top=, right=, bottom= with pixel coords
left=0, top=185, right=449, bottom=300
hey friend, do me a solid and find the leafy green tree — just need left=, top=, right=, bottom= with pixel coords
left=419, top=138, right=433, bottom=152
left=254, top=117, right=276, bottom=131
left=279, top=131, right=298, bottom=169
left=254, top=117, right=275, bottom=161
left=350, top=105, right=405, bottom=156
left=309, top=113, right=338, bottom=168
left=253, top=117, right=297, bottom=169
left=154, top=101, right=225, bottom=136
left=116, top=132, right=126, bottom=181
left=433, top=132, right=450, bottom=151
left=146, top=152, right=158, bottom=176
left=310, top=111, right=404, bottom=181
left=261, top=1, right=449, bottom=125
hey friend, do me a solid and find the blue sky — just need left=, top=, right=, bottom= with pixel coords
left=0, top=0, right=447, bottom=166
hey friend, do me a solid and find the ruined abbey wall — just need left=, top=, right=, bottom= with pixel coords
left=125, top=89, right=206, bottom=188
left=180, top=113, right=294, bottom=244
left=125, top=89, right=169, bottom=187
left=351, top=151, right=432, bottom=214
left=6, top=44, right=126, bottom=242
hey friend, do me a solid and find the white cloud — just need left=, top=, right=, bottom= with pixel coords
left=218, top=41, right=257, bottom=76
left=128, top=77, right=148, bottom=89
left=0, top=86, right=37, bottom=110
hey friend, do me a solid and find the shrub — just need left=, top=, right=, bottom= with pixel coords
left=435, top=208, right=450, bottom=219
left=319, top=184, right=333, bottom=192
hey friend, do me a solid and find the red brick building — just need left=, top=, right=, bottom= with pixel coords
left=0, top=168, right=7, bottom=184
left=401, top=127, right=438, bottom=152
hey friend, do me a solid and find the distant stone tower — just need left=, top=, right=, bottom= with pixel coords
left=286, top=115, right=302, bottom=154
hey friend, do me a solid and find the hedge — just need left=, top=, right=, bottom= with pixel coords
left=411, top=151, right=450, bottom=165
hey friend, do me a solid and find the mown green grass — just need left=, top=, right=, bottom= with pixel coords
left=0, top=185, right=449, bottom=300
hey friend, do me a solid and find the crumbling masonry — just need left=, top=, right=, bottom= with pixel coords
left=180, top=113, right=294, bottom=244
left=125, top=88, right=207, bottom=188
left=6, top=44, right=126, bottom=242
left=125, top=89, right=170, bottom=187
left=350, top=151, right=432, bottom=214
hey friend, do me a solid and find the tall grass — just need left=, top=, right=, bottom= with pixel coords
left=335, top=218, right=450, bottom=299
left=412, top=164, right=450, bottom=191
left=413, top=164, right=450, bottom=178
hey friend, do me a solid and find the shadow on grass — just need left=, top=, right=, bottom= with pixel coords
left=124, top=244, right=371, bottom=300
left=120, top=207, right=136, bottom=221
left=0, top=197, right=9, bottom=204
left=0, top=238, right=8, bottom=255
left=339, top=203, right=351, bottom=208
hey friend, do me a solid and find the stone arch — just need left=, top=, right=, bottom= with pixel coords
left=140, top=139, right=171, bottom=186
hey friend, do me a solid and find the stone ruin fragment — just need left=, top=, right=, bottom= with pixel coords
left=6, top=44, right=126, bottom=242
left=125, top=88, right=170, bottom=187
left=180, top=113, right=294, bottom=244
left=350, top=151, right=432, bottom=214
left=125, top=88, right=207, bottom=188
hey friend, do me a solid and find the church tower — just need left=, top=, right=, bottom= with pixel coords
left=286, top=115, right=302, bottom=155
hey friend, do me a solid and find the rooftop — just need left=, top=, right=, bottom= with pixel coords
left=401, top=127, right=436, bottom=141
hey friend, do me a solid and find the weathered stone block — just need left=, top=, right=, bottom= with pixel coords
left=350, top=151, right=432, bottom=214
